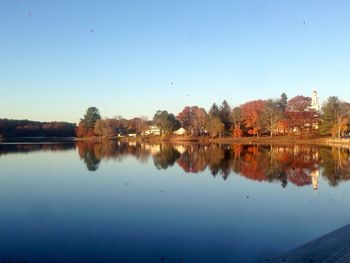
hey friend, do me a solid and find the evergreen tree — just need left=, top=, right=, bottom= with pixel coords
left=320, top=96, right=340, bottom=135
left=219, top=100, right=232, bottom=133
left=83, top=107, right=101, bottom=130
left=278, top=93, right=288, bottom=112
left=209, top=103, right=220, bottom=118
left=153, top=110, right=180, bottom=135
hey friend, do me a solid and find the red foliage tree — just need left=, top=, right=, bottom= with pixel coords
left=177, top=106, right=207, bottom=135
left=286, top=96, right=318, bottom=135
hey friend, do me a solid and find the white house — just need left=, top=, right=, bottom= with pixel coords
left=145, top=125, right=161, bottom=135
left=174, top=127, right=186, bottom=135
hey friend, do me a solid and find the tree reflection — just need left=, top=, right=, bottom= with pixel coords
left=76, top=141, right=150, bottom=171
left=153, top=145, right=180, bottom=169
left=77, top=141, right=101, bottom=171
left=320, top=146, right=350, bottom=186
left=74, top=141, right=350, bottom=188
left=0, top=143, right=75, bottom=157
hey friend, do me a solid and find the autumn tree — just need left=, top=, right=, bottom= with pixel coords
left=194, top=107, right=208, bottom=135
left=76, top=121, right=88, bottom=138
left=285, top=96, right=318, bottom=135
left=231, top=107, right=242, bottom=137
left=177, top=106, right=194, bottom=133
left=320, top=97, right=350, bottom=137
left=206, top=114, right=224, bottom=139
left=240, top=100, right=265, bottom=136
left=94, top=118, right=115, bottom=138
left=177, top=106, right=207, bottom=135
left=330, top=103, right=349, bottom=138
left=139, top=116, right=149, bottom=136
left=127, top=117, right=145, bottom=134
left=259, top=99, right=283, bottom=137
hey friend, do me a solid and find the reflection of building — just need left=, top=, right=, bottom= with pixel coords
left=144, top=144, right=161, bottom=155
left=128, top=141, right=137, bottom=146
left=173, top=144, right=186, bottom=154
left=310, top=169, right=319, bottom=195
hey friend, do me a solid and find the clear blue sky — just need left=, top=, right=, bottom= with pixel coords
left=1, top=0, right=350, bottom=123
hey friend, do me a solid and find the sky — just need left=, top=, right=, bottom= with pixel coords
left=1, top=0, right=350, bottom=123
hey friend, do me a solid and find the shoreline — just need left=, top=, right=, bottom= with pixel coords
left=2, top=135, right=350, bottom=147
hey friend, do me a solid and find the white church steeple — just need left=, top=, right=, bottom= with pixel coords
left=310, top=90, right=320, bottom=111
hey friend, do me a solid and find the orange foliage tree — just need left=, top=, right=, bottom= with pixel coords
left=240, top=100, right=265, bottom=136
left=232, top=127, right=242, bottom=137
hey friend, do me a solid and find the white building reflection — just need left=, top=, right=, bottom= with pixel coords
left=310, top=169, right=319, bottom=196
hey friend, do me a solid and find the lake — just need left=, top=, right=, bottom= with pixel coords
left=1, top=141, right=350, bottom=262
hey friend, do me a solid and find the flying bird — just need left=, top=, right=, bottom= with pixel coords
left=303, top=20, right=306, bottom=25
left=90, top=29, right=95, bottom=33
left=170, top=82, right=173, bottom=85
left=28, top=11, right=32, bottom=16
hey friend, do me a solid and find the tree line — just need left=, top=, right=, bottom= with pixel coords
left=77, top=93, right=350, bottom=139
left=0, top=119, right=76, bottom=138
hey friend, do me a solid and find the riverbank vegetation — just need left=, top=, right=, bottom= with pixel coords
left=76, top=93, right=350, bottom=142
left=1, top=93, right=349, bottom=143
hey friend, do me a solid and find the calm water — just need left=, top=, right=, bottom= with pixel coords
left=1, top=141, right=350, bottom=263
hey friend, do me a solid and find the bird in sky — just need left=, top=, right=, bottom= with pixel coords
left=170, top=82, right=173, bottom=85
left=28, top=11, right=32, bottom=16
left=90, top=29, right=95, bottom=33
left=303, top=20, right=306, bottom=25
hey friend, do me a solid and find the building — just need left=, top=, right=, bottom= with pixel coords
left=310, top=90, right=320, bottom=111
left=174, top=127, right=186, bottom=135
left=144, top=125, right=161, bottom=135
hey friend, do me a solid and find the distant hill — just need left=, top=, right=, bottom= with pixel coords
left=0, top=119, right=76, bottom=138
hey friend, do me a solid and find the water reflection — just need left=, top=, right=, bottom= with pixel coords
left=1, top=141, right=350, bottom=262
left=0, top=142, right=74, bottom=156
left=2, top=141, right=348, bottom=189
left=76, top=142, right=350, bottom=189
